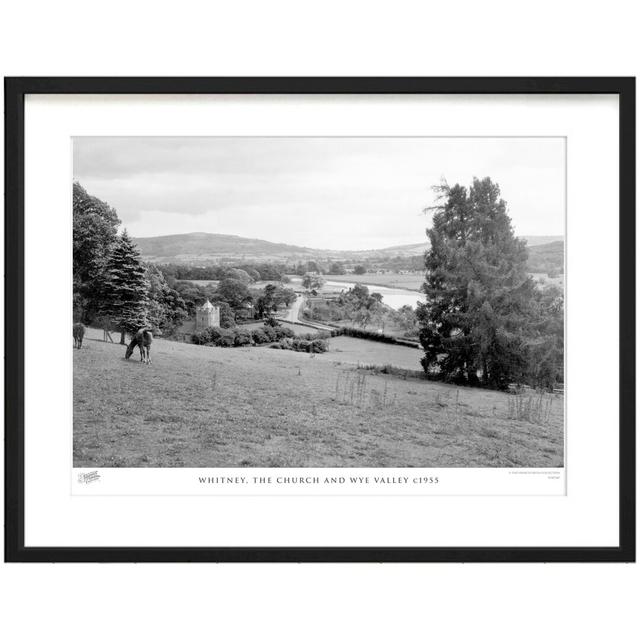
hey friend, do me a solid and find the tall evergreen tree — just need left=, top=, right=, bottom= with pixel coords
left=100, top=231, right=149, bottom=343
left=418, top=177, right=546, bottom=389
left=72, top=182, right=120, bottom=322
left=145, top=264, right=188, bottom=335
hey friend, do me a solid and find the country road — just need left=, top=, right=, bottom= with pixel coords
left=281, top=294, right=335, bottom=332
left=283, top=294, right=306, bottom=322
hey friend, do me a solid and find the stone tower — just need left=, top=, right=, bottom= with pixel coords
left=196, top=300, right=221, bottom=331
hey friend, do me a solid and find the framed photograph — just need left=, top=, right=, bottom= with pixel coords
left=4, top=77, right=635, bottom=562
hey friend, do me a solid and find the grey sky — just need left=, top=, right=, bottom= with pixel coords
left=73, top=137, right=565, bottom=250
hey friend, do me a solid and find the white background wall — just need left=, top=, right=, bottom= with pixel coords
left=1, top=1, right=638, bottom=638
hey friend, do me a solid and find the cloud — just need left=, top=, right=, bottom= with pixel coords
left=73, top=137, right=565, bottom=249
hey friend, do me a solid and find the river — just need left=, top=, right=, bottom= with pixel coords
left=289, top=277, right=425, bottom=310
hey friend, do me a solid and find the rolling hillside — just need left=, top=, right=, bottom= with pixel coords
left=73, top=328, right=563, bottom=468
left=133, top=232, right=432, bottom=263
left=527, top=241, right=564, bottom=274
left=521, top=235, right=564, bottom=247
left=133, top=232, right=319, bottom=262
left=133, top=232, right=563, bottom=265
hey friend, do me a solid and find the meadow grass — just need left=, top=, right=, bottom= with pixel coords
left=320, top=273, right=425, bottom=291
left=323, top=336, right=423, bottom=370
left=74, top=328, right=563, bottom=468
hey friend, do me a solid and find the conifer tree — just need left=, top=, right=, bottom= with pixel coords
left=418, top=177, right=544, bottom=389
left=100, top=231, right=149, bottom=343
left=145, top=264, right=187, bottom=334
left=72, top=182, right=120, bottom=322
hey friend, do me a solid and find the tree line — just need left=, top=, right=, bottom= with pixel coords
left=73, top=183, right=189, bottom=342
left=304, top=283, right=419, bottom=338
left=73, top=183, right=300, bottom=341
left=159, top=262, right=286, bottom=283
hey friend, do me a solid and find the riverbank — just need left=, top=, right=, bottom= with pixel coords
left=289, top=276, right=425, bottom=310
left=318, top=272, right=425, bottom=292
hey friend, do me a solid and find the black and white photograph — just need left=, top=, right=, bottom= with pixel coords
left=5, top=74, right=634, bottom=568
left=72, top=136, right=565, bottom=470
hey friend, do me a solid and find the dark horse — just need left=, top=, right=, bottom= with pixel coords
left=125, top=328, right=153, bottom=364
left=73, top=323, right=86, bottom=349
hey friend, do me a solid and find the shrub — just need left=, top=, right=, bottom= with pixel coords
left=251, top=328, right=270, bottom=344
left=340, top=326, right=420, bottom=348
left=201, top=328, right=235, bottom=347
left=263, top=326, right=277, bottom=342
left=192, top=321, right=327, bottom=349
left=264, top=316, right=281, bottom=327
left=203, top=327, right=225, bottom=342
left=270, top=337, right=329, bottom=353
left=295, top=339, right=312, bottom=352
left=233, top=330, right=252, bottom=346
left=310, top=339, right=328, bottom=353
left=274, top=326, right=295, bottom=340
left=295, top=330, right=332, bottom=341
left=192, top=327, right=226, bottom=345
left=191, top=331, right=207, bottom=345
left=216, top=334, right=235, bottom=348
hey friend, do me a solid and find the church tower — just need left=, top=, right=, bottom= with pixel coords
left=196, top=300, right=221, bottom=330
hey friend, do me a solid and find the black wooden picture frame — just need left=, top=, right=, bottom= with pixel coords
left=4, top=77, right=635, bottom=562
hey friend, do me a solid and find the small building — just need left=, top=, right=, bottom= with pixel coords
left=235, top=301, right=254, bottom=321
left=196, top=300, right=221, bottom=331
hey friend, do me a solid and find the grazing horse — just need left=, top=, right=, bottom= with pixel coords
left=125, top=328, right=153, bottom=364
left=73, top=323, right=86, bottom=349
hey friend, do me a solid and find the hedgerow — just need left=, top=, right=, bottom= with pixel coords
left=270, top=338, right=328, bottom=353
left=191, top=324, right=296, bottom=348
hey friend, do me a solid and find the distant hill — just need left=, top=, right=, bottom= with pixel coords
left=132, top=232, right=431, bottom=264
left=132, top=232, right=319, bottom=263
left=132, top=232, right=563, bottom=265
left=372, top=241, right=429, bottom=255
left=521, top=235, right=563, bottom=247
left=526, top=240, right=564, bottom=275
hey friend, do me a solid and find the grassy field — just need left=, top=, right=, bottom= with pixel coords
left=186, top=279, right=292, bottom=289
left=186, top=279, right=220, bottom=287
left=324, top=336, right=423, bottom=370
left=322, top=273, right=425, bottom=291
left=301, top=271, right=561, bottom=294
left=74, top=328, right=563, bottom=468
left=240, top=320, right=319, bottom=337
